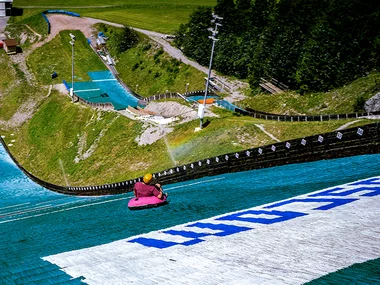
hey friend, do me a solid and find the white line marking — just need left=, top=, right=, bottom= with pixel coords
left=92, top=79, right=117, bottom=82
left=0, top=196, right=132, bottom=224
left=74, top=89, right=101, bottom=93
left=0, top=205, right=55, bottom=217
left=0, top=198, right=86, bottom=217
left=0, top=202, right=30, bottom=211
left=165, top=177, right=225, bottom=190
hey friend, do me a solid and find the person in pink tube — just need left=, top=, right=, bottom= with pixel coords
left=133, top=173, right=167, bottom=199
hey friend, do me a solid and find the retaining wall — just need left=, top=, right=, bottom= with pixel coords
left=1, top=122, right=379, bottom=196
left=76, top=97, right=114, bottom=110
left=143, top=90, right=216, bottom=103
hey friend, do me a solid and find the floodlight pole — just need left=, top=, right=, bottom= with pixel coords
left=199, top=14, right=222, bottom=129
left=69, top=34, right=76, bottom=103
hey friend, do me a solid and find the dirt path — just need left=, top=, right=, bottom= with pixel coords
left=6, top=15, right=122, bottom=84
left=335, top=120, right=363, bottom=131
left=24, top=24, right=42, bottom=41
left=0, top=85, right=52, bottom=130
left=254, top=124, right=281, bottom=142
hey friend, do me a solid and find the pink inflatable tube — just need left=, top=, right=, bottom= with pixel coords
left=128, top=195, right=168, bottom=210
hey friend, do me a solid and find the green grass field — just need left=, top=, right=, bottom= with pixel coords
left=13, top=0, right=216, bottom=33
left=27, top=30, right=105, bottom=85
left=14, top=0, right=214, bottom=6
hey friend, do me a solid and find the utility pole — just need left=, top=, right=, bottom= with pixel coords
left=199, top=13, right=223, bottom=129
left=69, top=33, right=76, bottom=102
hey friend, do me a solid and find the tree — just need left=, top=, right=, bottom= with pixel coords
left=175, top=0, right=380, bottom=92
left=214, top=0, right=238, bottom=34
left=174, top=7, right=212, bottom=66
left=116, top=27, right=139, bottom=54
left=236, top=0, right=251, bottom=11
left=249, top=0, right=275, bottom=31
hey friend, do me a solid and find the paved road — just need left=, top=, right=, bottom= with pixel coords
left=133, top=27, right=247, bottom=102
left=133, top=28, right=209, bottom=75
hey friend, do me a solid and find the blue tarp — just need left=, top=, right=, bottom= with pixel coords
left=44, top=10, right=80, bottom=17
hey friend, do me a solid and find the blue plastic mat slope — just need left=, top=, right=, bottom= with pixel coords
left=69, top=70, right=138, bottom=110
left=0, top=143, right=379, bottom=284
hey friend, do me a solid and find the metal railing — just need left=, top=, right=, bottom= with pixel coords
left=234, top=106, right=380, bottom=122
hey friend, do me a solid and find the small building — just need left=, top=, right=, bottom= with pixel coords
left=0, top=0, right=13, bottom=17
left=96, top=36, right=106, bottom=46
left=3, top=38, right=17, bottom=54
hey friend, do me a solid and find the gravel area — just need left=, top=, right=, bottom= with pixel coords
left=135, top=101, right=218, bottom=145
left=133, top=27, right=248, bottom=103
left=136, top=123, right=174, bottom=146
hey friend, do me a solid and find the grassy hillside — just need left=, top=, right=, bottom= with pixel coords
left=27, top=30, right=105, bottom=84
left=6, top=9, right=49, bottom=43
left=3, top=90, right=374, bottom=186
left=240, top=73, right=380, bottom=115
left=96, top=23, right=206, bottom=96
left=7, top=91, right=174, bottom=185
left=1, top=9, right=379, bottom=187
left=0, top=53, right=46, bottom=122
left=24, top=23, right=206, bottom=95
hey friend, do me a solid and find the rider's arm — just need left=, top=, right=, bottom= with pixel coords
left=154, top=184, right=164, bottom=199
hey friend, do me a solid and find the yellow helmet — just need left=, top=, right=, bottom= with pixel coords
left=143, top=173, right=153, bottom=184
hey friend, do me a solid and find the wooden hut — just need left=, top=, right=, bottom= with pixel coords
left=3, top=38, right=17, bottom=54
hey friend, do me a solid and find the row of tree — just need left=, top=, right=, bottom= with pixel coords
left=174, top=0, right=380, bottom=93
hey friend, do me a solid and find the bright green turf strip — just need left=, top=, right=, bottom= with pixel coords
left=13, top=1, right=216, bottom=33
left=14, top=0, right=214, bottom=7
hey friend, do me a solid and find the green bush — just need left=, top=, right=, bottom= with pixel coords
left=353, top=96, right=366, bottom=112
